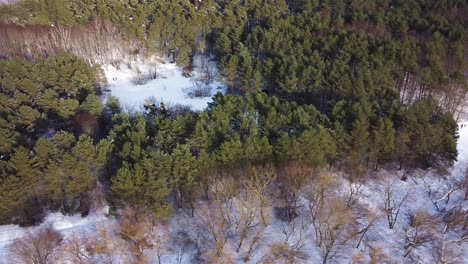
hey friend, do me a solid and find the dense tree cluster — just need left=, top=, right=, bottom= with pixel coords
left=0, top=53, right=104, bottom=154
left=0, top=53, right=110, bottom=224
left=0, top=133, right=111, bottom=225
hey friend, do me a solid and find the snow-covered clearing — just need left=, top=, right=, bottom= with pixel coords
left=101, top=55, right=225, bottom=111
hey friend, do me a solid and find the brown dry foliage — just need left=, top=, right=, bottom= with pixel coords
left=0, top=19, right=140, bottom=64
left=369, top=246, right=392, bottom=264
left=404, top=210, right=440, bottom=257
left=259, top=242, right=308, bottom=264
left=195, top=202, right=230, bottom=258
left=117, top=207, right=155, bottom=263
left=10, top=225, right=63, bottom=264
left=314, top=198, right=356, bottom=264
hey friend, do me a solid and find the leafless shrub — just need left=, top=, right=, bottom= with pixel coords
left=259, top=241, right=308, bottom=264
left=369, top=245, right=392, bottom=264
left=404, top=210, right=440, bottom=257
left=184, top=79, right=212, bottom=98
left=117, top=207, right=157, bottom=263
left=10, top=225, right=63, bottom=264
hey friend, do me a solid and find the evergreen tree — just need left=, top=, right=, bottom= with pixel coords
left=171, top=144, right=198, bottom=211
left=0, top=148, right=37, bottom=224
left=371, top=118, right=396, bottom=169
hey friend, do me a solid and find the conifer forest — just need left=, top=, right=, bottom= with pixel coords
left=0, top=0, right=466, bottom=263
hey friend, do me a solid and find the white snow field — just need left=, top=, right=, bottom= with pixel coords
left=101, top=55, right=225, bottom=111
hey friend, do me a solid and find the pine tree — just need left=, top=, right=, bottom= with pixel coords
left=371, top=118, right=396, bottom=169
left=216, top=136, right=243, bottom=167
left=111, top=152, right=172, bottom=219
left=0, top=148, right=37, bottom=224
left=348, top=109, right=370, bottom=175
left=171, top=144, right=198, bottom=211
left=244, top=135, right=272, bottom=163
left=80, top=94, right=104, bottom=117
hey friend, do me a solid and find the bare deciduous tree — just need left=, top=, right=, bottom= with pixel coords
left=83, top=223, right=128, bottom=263
left=243, top=228, right=264, bottom=262
left=280, top=214, right=310, bottom=254
left=279, top=162, right=315, bottom=221
left=151, top=221, right=170, bottom=264
left=232, top=193, right=259, bottom=253
left=381, top=179, right=412, bottom=229
left=463, top=166, right=468, bottom=200
left=432, top=228, right=466, bottom=264
left=346, top=180, right=364, bottom=208
left=403, top=210, right=439, bottom=257
left=369, top=245, right=392, bottom=264
left=346, top=209, right=381, bottom=249
left=242, top=163, right=275, bottom=227
left=117, top=207, right=155, bottom=263
left=303, top=169, right=337, bottom=223
left=314, top=198, right=356, bottom=264
left=10, top=225, right=63, bottom=264
left=195, top=202, right=230, bottom=259
left=173, top=230, right=196, bottom=264
left=423, top=176, right=462, bottom=211
left=63, top=232, right=91, bottom=264
left=432, top=205, right=468, bottom=263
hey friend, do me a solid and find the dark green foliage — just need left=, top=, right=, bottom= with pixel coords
left=370, top=118, right=396, bottom=169
left=400, top=98, right=458, bottom=169
left=0, top=53, right=101, bottom=156
left=0, top=133, right=111, bottom=224
left=0, top=148, right=36, bottom=224
left=171, top=144, right=198, bottom=210
left=111, top=154, right=171, bottom=219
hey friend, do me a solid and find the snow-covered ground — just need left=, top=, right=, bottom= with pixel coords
left=0, top=207, right=111, bottom=263
left=101, top=55, right=225, bottom=111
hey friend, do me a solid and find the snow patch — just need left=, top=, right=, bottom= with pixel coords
left=101, top=55, right=225, bottom=111
left=0, top=207, right=110, bottom=262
